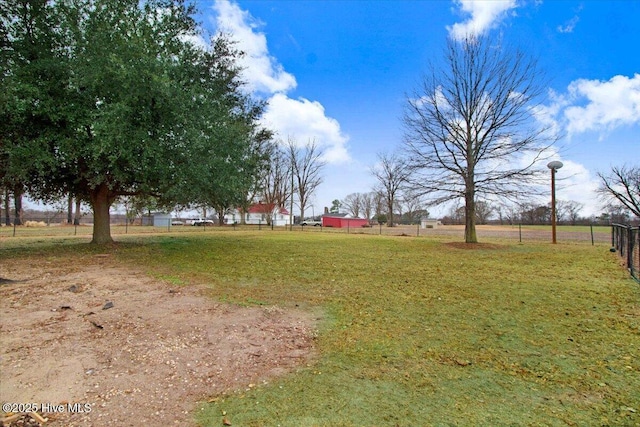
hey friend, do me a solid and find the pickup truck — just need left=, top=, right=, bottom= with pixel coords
left=300, top=220, right=322, bottom=227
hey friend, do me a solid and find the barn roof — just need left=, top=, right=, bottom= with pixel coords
left=321, top=213, right=350, bottom=218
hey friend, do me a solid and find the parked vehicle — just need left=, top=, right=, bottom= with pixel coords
left=301, top=220, right=322, bottom=227
left=191, top=219, right=215, bottom=226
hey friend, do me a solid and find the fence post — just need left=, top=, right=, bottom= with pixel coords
left=627, top=226, right=633, bottom=272
left=590, top=224, right=594, bottom=246
left=519, top=223, right=522, bottom=243
left=13, top=222, right=16, bottom=237
left=417, top=224, right=420, bottom=237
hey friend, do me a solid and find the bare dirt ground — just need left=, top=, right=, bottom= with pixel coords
left=0, top=256, right=317, bottom=426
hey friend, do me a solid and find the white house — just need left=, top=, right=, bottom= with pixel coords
left=225, top=202, right=291, bottom=226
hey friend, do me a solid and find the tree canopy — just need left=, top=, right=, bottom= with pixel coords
left=1, top=0, right=269, bottom=243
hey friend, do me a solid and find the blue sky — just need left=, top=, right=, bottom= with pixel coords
left=196, top=0, right=639, bottom=218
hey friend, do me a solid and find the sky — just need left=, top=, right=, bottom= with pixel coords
left=192, top=0, right=639, bottom=219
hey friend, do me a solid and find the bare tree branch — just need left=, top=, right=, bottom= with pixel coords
left=597, top=165, right=640, bottom=218
left=371, top=152, right=410, bottom=227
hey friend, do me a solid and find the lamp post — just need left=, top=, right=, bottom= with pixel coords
left=547, top=161, right=563, bottom=244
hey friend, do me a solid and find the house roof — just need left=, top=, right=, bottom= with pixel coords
left=247, top=203, right=289, bottom=215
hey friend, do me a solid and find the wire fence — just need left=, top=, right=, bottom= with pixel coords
left=611, top=223, right=640, bottom=282
left=0, top=218, right=612, bottom=244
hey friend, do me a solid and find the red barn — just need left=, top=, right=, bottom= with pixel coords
left=322, top=215, right=369, bottom=228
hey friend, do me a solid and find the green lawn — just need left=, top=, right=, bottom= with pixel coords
left=1, top=231, right=638, bottom=426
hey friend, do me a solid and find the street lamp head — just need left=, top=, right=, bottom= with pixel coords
left=547, top=160, right=563, bottom=170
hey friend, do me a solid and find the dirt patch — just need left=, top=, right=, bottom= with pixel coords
left=443, top=242, right=508, bottom=250
left=0, top=258, right=317, bottom=426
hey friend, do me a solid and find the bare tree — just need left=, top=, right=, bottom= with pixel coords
left=401, top=190, right=426, bottom=224
left=447, top=200, right=493, bottom=224
left=361, top=192, right=375, bottom=222
left=403, top=35, right=556, bottom=242
left=496, top=202, right=520, bottom=225
left=597, top=165, right=640, bottom=218
left=342, top=192, right=363, bottom=218
left=556, top=200, right=584, bottom=225
left=287, top=138, right=326, bottom=221
left=446, top=203, right=464, bottom=225
left=372, top=191, right=385, bottom=221
left=520, top=203, right=551, bottom=225
left=371, top=152, right=410, bottom=227
left=474, top=200, right=495, bottom=224
left=259, top=145, right=291, bottom=225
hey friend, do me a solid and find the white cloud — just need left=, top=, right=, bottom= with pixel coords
left=261, top=93, right=351, bottom=163
left=557, top=4, right=583, bottom=34
left=557, top=15, right=579, bottom=33
left=447, top=0, right=518, bottom=40
left=212, top=0, right=296, bottom=94
left=563, top=74, right=640, bottom=136
left=530, top=89, right=570, bottom=138
left=211, top=0, right=351, bottom=164
left=554, top=159, right=600, bottom=216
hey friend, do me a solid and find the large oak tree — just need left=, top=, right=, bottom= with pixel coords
left=1, top=0, right=267, bottom=243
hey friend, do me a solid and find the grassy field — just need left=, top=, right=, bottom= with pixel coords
left=1, top=231, right=638, bottom=426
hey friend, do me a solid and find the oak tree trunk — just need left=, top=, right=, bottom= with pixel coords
left=90, top=184, right=114, bottom=244
left=67, top=194, right=73, bottom=224
left=13, top=189, right=23, bottom=226
left=3, top=189, right=10, bottom=226
left=74, top=198, right=82, bottom=225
